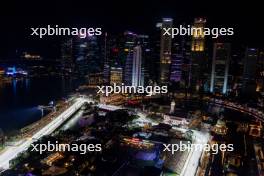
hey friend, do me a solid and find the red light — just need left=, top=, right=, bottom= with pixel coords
left=112, top=48, right=119, bottom=53
left=132, top=138, right=140, bottom=141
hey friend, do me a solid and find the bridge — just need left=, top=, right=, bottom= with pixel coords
left=207, top=99, right=264, bottom=121
left=0, top=97, right=132, bottom=171
left=0, top=97, right=93, bottom=170
left=97, top=104, right=123, bottom=111
left=2, top=96, right=247, bottom=175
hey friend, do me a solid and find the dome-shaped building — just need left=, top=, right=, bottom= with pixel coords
left=212, top=119, right=228, bottom=135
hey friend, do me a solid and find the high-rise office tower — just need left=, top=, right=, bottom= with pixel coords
left=170, top=53, right=183, bottom=82
left=190, top=18, right=206, bottom=92
left=132, top=46, right=144, bottom=87
left=256, top=50, right=264, bottom=92
left=177, top=35, right=192, bottom=94
left=228, top=52, right=244, bottom=95
left=124, top=31, right=137, bottom=85
left=242, top=48, right=258, bottom=94
left=74, top=37, right=89, bottom=75
left=210, top=43, right=231, bottom=94
left=170, top=39, right=186, bottom=84
left=110, top=67, right=123, bottom=85
left=103, top=32, right=109, bottom=84
left=160, top=18, right=173, bottom=84
left=124, top=33, right=149, bottom=86
left=137, top=35, right=150, bottom=86
left=258, top=50, right=264, bottom=70
left=191, top=18, right=205, bottom=52
left=124, top=51, right=133, bottom=85
left=152, top=25, right=163, bottom=85
left=75, top=36, right=101, bottom=76
left=61, top=38, right=73, bottom=73
left=106, top=34, right=120, bottom=67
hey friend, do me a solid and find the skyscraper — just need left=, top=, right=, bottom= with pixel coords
left=124, top=51, right=134, bottom=85
left=124, top=31, right=137, bottom=85
left=170, top=53, right=183, bottom=82
left=110, top=67, right=123, bottom=85
left=242, top=48, right=258, bottom=94
left=137, top=35, right=150, bottom=86
left=61, top=38, right=73, bottom=73
left=191, top=18, right=205, bottom=52
left=190, top=18, right=206, bottom=92
left=160, top=18, right=173, bottom=84
left=103, top=32, right=110, bottom=84
left=75, top=36, right=101, bottom=76
left=256, top=50, right=264, bottom=92
left=210, top=43, right=231, bottom=94
left=132, top=46, right=144, bottom=87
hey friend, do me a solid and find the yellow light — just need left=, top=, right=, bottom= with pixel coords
left=256, top=85, right=261, bottom=92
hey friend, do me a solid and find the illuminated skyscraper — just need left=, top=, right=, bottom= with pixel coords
left=75, top=36, right=101, bottom=76
left=137, top=35, right=150, bottom=86
left=132, top=46, right=144, bottom=87
left=257, top=50, right=264, bottom=92
left=191, top=18, right=206, bottom=52
left=160, top=18, right=173, bottom=84
left=124, top=31, right=137, bottom=85
left=61, top=38, right=73, bottom=73
left=210, top=43, right=231, bottom=94
left=110, top=67, right=123, bottom=85
left=103, top=32, right=110, bottom=84
left=170, top=40, right=185, bottom=83
left=242, top=48, right=258, bottom=94
left=124, top=52, right=133, bottom=85
left=190, top=18, right=207, bottom=92
left=170, top=53, right=183, bottom=82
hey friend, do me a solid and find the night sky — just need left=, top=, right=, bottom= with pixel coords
left=0, top=0, right=262, bottom=59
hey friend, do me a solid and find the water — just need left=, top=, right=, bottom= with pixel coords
left=0, top=76, right=83, bottom=134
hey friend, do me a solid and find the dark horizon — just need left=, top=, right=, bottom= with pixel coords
left=0, top=0, right=263, bottom=59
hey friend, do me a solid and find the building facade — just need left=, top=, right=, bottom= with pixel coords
left=210, top=43, right=231, bottom=94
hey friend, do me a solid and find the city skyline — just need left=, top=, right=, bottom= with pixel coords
left=0, top=0, right=263, bottom=59
left=0, top=1, right=264, bottom=175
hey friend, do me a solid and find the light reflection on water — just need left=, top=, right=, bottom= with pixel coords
left=0, top=76, right=82, bottom=134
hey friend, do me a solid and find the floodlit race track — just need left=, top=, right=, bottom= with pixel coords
left=0, top=97, right=92, bottom=170
left=0, top=97, right=125, bottom=170
left=0, top=96, right=209, bottom=176
left=180, top=131, right=209, bottom=176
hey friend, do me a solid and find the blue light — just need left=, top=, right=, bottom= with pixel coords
left=6, top=67, right=17, bottom=76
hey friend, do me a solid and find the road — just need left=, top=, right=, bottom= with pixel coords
left=0, top=97, right=92, bottom=170
left=0, top=98, right=126, bottom=170
left=180, top=131, right=210, bottom=176
left=171, top=127, right=210, bottom=176
left=0, top=97, right=209, bottom=176
left=208, top=99, right=264, bottom=121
